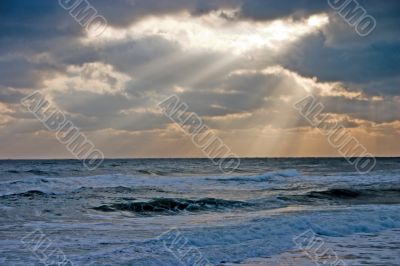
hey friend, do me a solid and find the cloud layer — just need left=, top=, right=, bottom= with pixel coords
left=0, top=0, right=399, bottom=158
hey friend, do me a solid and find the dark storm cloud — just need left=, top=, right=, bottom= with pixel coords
left=277, top=34, right=400, bottom=97
left=323, top=0, right=400, bottom=47
left=0, top=0, right=81, bottom=45
left=238, top=0, right=400, bottom=97
left=0, top=0, right=399, bottom=158
left=0, top=0, right=81, bottom=89
left=0, top=0, right=242, bottom=36
left=92, top=0, right=242, bottom=27
left=0, top=0, right=399, bottom=135
left=281, top=34, right=400, bottom=83
left=0, top=0, right=241, bottom=89
left=273, top=0, right=400, bottom=97
left=239, top=0, right=326, bottom=21
left=2, top=0, right=399, bottom=84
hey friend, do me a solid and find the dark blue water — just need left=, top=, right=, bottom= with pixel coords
left=1, top=158, right=400, bottom=265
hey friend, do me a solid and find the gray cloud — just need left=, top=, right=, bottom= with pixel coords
left=239, top=0, right=326, bottom=21
left=0, top=0, right=399, bottom=158
left=279, top=34, right=400, bottom=95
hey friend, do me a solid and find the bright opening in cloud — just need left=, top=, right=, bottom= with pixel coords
left=89, top=10, right=329, bottom=54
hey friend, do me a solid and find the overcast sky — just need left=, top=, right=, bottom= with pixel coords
left=0, top=0, right=399, bottom=158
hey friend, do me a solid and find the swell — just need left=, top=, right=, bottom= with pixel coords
left=280, top=188, right=400, bottom=205
left=307, top=188, right=400, bottom=199
left=93, top=198, right=249, bottom=214
left=4, top=169, right=59, bottom=176
left=208, top=169, right=299, bottom=182
left=0, top=190, right=53, bottom=198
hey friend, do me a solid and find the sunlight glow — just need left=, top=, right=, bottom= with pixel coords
left=307, top=15, right=329, bottom=27
left=87, top=10, right=329, bottom=55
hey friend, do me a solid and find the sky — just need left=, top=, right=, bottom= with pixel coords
left=0, top=0, right=399, bottom=159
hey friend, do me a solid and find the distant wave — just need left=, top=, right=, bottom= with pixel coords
left=280, top=188, right=400, bottom=205
left=307, top=188, right=362, bottom=199
left=308, top=188, right=400, bottom=198
left=2, top=167, right=172, bottom=178
left=4, top=169, right=59, bottom=176
left=136, top=170, right=170, bottom=176
left=93, top=198, right=249, bottom=214
left=0, top=174, right=144, bottom=196
left=6, top=170, right=20, bottom=174
left=209, top=169, right=299, bottom=182
left=0, top=190, right=52, bottom=198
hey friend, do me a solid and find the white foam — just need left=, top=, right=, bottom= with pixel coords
left=12, top=205, right=399, bottom=265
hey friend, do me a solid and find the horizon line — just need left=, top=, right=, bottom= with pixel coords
left=0, top=156, right=399, bottom=160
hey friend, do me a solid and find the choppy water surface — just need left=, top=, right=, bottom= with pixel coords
left=0, top=158, right=399, bottom=265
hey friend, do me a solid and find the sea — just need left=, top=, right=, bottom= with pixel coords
left=0, top=158, right=399, bottom=265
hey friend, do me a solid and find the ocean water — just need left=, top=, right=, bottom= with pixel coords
left=0, top=158, right=399, bottom=265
